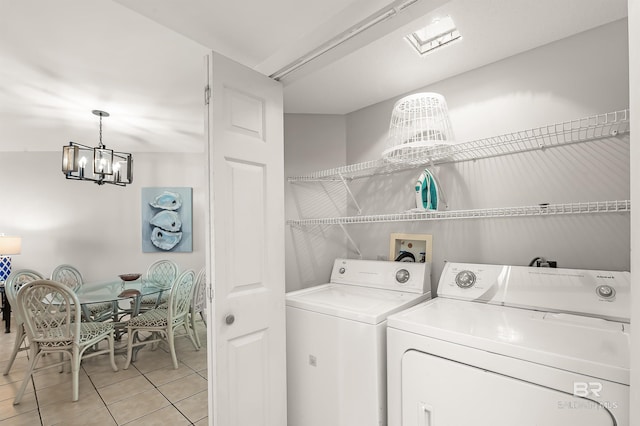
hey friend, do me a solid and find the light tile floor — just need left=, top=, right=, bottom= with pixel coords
left=0, top=315, right=208, bottom=425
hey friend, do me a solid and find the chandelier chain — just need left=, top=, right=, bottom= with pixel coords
left=99, top=114, right=103, bottom=148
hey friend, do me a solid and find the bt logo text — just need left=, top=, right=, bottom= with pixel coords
left=573, top=382, right=602, bottom=397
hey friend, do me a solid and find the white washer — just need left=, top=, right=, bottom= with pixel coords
left=387, top=262, right=630, bottom=426
left=286, top=258, right=432, bottom=426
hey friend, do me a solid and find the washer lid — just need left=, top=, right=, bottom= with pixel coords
left=286, top=283, right=431, bottom=324
left=387, top=298, right=630, bottom=385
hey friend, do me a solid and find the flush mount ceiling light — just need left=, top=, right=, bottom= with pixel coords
left=405, top=15, right=461, bottom=56
left=61, top=110, right=133, bottom=186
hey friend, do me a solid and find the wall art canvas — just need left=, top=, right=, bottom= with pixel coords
left=141, top=187, right=193, bottom=253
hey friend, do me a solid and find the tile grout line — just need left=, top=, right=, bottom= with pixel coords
left=29, top=357, right=45, bottom=426
left=108, top=358, right=196, bottom=425
left=13, top=346, right=45, bottom=426
left=142, top=360, right=197, bottom=426
left=83, top=360, right=119, bottom=425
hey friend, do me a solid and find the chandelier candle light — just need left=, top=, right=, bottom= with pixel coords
left=61, top=110, right=133, bottom=186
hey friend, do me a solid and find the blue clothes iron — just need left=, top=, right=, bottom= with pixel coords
left=415, top=168, right=438, bottom=210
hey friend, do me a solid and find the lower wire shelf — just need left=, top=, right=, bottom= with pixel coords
left=286, top=200, right=631, bottom=226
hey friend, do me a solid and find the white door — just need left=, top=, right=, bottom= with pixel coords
left=204, top=51, right=286, bottom=426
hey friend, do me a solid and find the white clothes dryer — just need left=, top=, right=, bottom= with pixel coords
left=286, top=258, right=432, bottom=426
left=387, top=262, right=630, bottom=426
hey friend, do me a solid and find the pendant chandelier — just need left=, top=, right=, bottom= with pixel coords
left=61, top=110, right=133, bottom=186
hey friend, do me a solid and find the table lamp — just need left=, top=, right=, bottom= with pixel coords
left=0, top=236, right=21, bottom=282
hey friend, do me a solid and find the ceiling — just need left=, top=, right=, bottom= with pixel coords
left=0, top=0, right=627, bottom=153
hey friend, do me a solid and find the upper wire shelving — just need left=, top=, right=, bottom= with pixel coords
left=287, top=200, right=631, bottom=227
left=288, top=109, right=630, bottom=182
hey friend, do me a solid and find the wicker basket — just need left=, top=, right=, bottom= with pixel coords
left=382, top=92, right=455, bottom=162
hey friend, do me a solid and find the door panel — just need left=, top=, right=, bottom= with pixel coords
left=402, top=350, right=615, bottom=426
left=226, top=158, right=265, bottom=288
left=225, top=88, right=265, bottom=139
left=205, top=51, right=286, bottom=426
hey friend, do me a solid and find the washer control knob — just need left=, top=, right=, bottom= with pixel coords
left=339, top=267, right=346, bottom=274
left=396, top=269, right=410, bottom=284
left=596, top=285, right=616, bottom=299
left=455, top=270, right=476, bottom=288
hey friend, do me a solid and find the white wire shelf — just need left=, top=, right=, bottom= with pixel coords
left=288, top=109, right=630, bottom=182
left=286, top=200, right=631, bottom=226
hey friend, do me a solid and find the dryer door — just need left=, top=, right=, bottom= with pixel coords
left=402, top=350, right=617, bottom=426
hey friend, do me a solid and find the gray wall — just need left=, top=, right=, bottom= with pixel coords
left=284, top=114, right=348, bottom=291
left=285, top=18, right=630, bottom=292
left=1, top=151, right=206, bottom=281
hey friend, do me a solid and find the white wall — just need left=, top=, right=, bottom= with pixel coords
left=343, top=19, right=630, bottom=287
left=0, top=151, right=206, bottom=281
left=284, top=114, right=348, bottom=291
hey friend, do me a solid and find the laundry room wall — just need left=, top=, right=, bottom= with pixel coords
left=345, top=18, right=630, bottom=288
left=284, top=114, right=348, bottom=291
left=282, top=18, right=630, bottom=292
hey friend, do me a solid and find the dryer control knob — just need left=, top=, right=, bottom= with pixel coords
left=339, top=267, right=346, bottom=274
left=596, top=285, right=616, bottom=299
left=455, top=270, right=476, bottom=288
left=396, top=269, right=410, bottom=284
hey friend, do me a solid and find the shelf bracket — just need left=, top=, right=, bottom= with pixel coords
left=338, top=172, right=362, bottom=215
left=339, top=223, right=362, bottom=258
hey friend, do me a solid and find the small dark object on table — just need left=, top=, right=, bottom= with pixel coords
left=119, top=273, right=142, bottom=282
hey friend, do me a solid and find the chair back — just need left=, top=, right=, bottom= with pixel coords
left=167, top=269, right=196, bottom=322
left=5, top=269, right=45, bottom=324
left=51, top=264, right=83, bottom=291
left=146, top=260, right=179, bottom=288
left=17, top=279, right=82, bottom=350
left=191, top=268, right=206, bottom=315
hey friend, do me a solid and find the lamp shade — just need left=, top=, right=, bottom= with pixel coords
left=62, top=144, right=79, bottom=173
left=0, top=236, right=21, bottom=255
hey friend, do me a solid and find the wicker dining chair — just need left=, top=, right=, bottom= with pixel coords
left=136, top=259, right=179, bottom=311
left=51, top=264, right=114, bottom=321
left=124, top=269, right=197, bottom=370
left=189, top=267, right=207, bottom=349
left=2, top=269, right=44, bottom=376
left=13, top=279, right=118, bottom=404
left=50, top=264, right=83, bottom=291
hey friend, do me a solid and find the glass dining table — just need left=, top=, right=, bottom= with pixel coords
left=75, top=278, right=169, bottom=326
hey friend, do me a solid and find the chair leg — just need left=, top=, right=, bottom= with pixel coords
left=168, top=327, right=179, bottom=369
left=184, top=321, right=199, bottom=351
left=3, top=324, right=26, bottom=376
left=71, top=346, right=80, bottom=402
left=107, top=331, right=118, bottom=372
left=190, top=313, right=201, bottom=349
left=199, top=310, right=207, bottom=326
left=150, top=332, right=160, bottom=351
left=124, top=328, right=135, bottom=370
left=13, top=349, right=41, bottom=405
